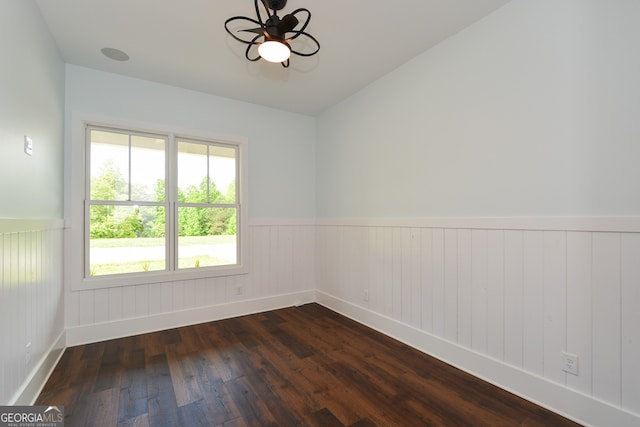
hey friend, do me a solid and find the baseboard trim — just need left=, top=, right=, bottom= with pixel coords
left=9, top=330, right=66, bottom=405
left=316, top=291, right=640, bottom=427
left=66, top=290, right=316, bottom=346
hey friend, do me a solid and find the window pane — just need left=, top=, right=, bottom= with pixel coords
left=178, top=141, right=208, bottom=203
left=131, top=135, right=166, bottom=202
left=90, top=130, right=129, bottom=201
left=210, top=145, right=236, bottom=204
left=177, top=207, right=237, bottom=269
left=89, top=205, right=166, bottom=276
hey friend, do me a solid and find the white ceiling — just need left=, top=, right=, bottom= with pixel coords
left=36, top=0, right=510, bottom=116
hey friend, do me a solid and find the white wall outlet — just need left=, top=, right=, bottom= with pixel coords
left=24, top=136, right=33, bottom=156
left=235, top=284, right=243, bottom=296
left=363, top=289, right=370, bottom=302
left=562, top=352, right=579, bottom=375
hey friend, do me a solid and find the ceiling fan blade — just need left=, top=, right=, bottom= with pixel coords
left=240, top=27, right=266, bottom=35
left=277, top=13, right=299, bottom=33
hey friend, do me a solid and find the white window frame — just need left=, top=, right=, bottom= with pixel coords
left=68, top=113, right=248, bottom=291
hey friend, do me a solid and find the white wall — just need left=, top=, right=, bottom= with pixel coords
left=315, top=1, right=640, bottom=425
left=0, top=0, right=65, bottom=405
left=316, top=0, right=640, bottom=218
left=64, top=66, right=317, bottom=338
left=65, top=65, right=316, bottom=220
left=0, top=0, right=65, bottom=219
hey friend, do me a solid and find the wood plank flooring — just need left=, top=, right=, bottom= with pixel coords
left=36, top=304, right=582, bottom=426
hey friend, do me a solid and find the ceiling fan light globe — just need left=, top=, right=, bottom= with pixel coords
left=258, top=40, right=291, bottom=63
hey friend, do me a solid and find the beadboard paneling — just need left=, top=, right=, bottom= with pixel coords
left=486, top=230, right=505, bottom=360
left=66, top=224, right=315, bottom=330
left=621, top=233, right=640, bottom=415
left=542, top=231, right=567, bottom=385
left=0, top=220, right=64, bottom=404
left=503, top=230, right=524, bottom=368
left=315, top=221, right=640, bottom=420
left=592, top=233, right=622, bottom=405
left=566, top=232, right=593, bottom=394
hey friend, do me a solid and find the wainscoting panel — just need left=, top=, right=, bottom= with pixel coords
left=66, top=224, right=316, bottom=342
left=565, top=231, right=592, bottom=396
left=316, top=219, right=640, bottom=425
left=0, top=220, right=65, bottom=405
left=622, top=233, right=640, bottom=415
left=592, top=233, right=621, bottom=406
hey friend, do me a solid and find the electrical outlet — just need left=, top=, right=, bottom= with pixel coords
left=363, top=289, right=370, bottom=302
left=562, top=352, right=579, bottom=375
left=235, top=284, right=243, bottom=296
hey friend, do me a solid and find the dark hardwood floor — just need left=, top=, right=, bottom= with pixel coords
left=36, top=304, right=582, bottom=426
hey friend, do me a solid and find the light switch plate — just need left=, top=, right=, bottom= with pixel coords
left=24, top=136, right=33, bottom=156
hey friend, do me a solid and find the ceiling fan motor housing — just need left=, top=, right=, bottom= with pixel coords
left=267, top=0, right=287, bottom=11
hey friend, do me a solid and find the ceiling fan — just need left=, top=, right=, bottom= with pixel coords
left=224, top=0, right=320, bottom=68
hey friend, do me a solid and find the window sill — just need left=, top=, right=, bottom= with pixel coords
left=72, top=264, right=248, bottom=291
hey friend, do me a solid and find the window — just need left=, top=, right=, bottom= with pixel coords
left=84, top=124, right=246, bottom=283
left=176, top=139, right=238, bottom=269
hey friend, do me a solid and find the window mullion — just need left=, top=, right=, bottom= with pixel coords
left=89, top=200, right=163, bottom=207
left=85, top=126, right=91, bottom=201
left=128, top=134, right=132, bottom=201
left=206, top=145, right=211, bottom=204
left=168, top=134, right=176, bottom=272
left=83, top=199, right=90, bottom=278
